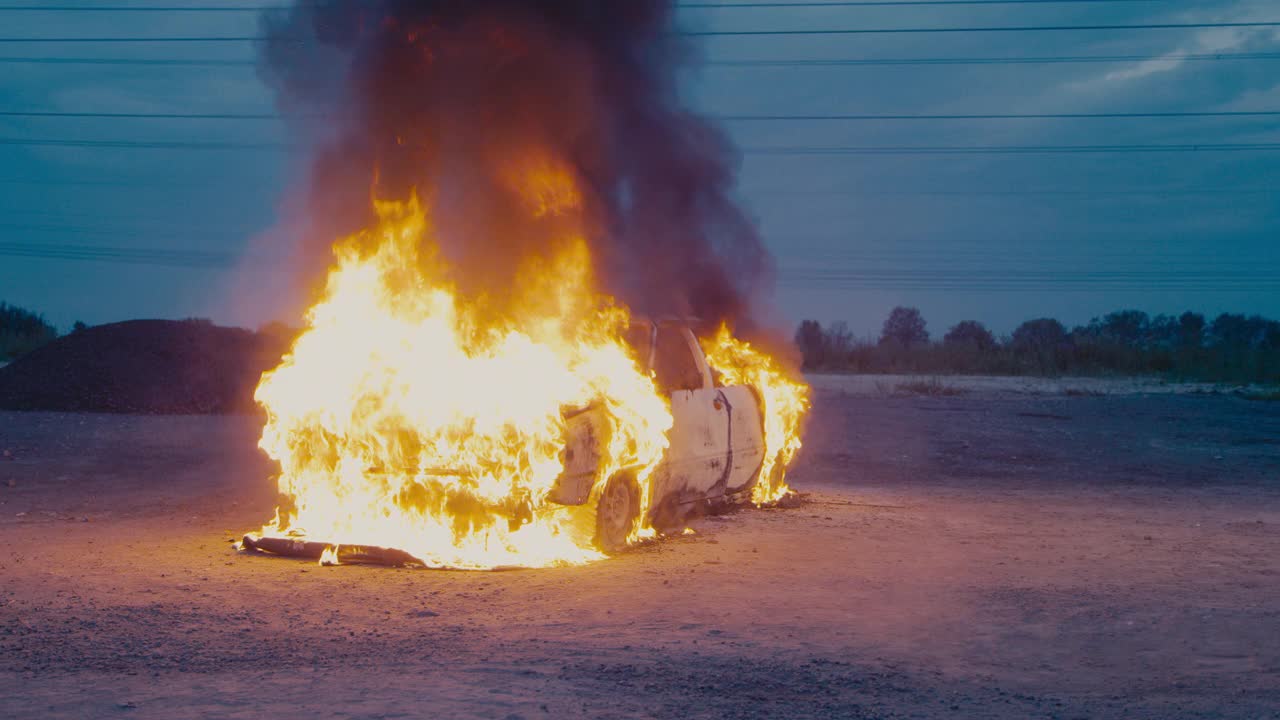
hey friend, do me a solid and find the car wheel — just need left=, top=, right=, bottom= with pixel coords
left=594, top=472, right=640, bottom=553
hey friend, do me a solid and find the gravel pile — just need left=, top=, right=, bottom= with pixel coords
left=0, top=320, right=289, bottom=414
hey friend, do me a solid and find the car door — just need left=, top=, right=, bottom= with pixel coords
left=718, top=383, right=765, bottom=496
left=650, top=323, right=731, bottom=501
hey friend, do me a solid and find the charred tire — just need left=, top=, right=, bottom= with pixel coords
left=594, top=472, right=641, bottom=554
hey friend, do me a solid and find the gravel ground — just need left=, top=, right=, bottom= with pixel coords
left=1, top=389, right=1278, bottom=719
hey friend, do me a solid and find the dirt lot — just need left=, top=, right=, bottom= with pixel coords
left=1, top=384, right=1278, bottom=719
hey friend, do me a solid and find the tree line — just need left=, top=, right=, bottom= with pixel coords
left=796, top=307, right=1280, bottom=384
left=0, top=302, right=61, bottom=362
left=0, top=302, right=94, bottom=362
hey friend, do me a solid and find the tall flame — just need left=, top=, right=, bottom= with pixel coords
left=702, top=327, right=810, bottom=504
left=252, top=194, right=808, bottom=569
left=254, top=194, right=672, bottom=569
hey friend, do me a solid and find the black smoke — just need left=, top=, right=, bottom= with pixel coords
left=258, top=0, right=772, bottom=328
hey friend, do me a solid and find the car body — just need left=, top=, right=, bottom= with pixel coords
left=549, top=318, right=769, bottom=550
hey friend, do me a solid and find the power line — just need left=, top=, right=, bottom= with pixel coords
left=5, top=178, right=1274, bottom=197
left=687, top=21, right=1280, bottom=36
left=0, top=177, right=275, bottom=189
left=0, top=37, right=263, bottom=43
left=776, top=269, right=1280, bottom=290
left=0, top=1, right=1207, bottom=10
left=0, top=222, right=251, bottom=238
left=684, top=0, right=1176, bottom=5
left=724, top=111, right=1280, bottom=121
left=5, top=109, right=1278, bottom=121
left=0, top=241, right=238, bottom=268
left=743, top=187, right=1279, bottom=196
left=0, top=137, right=290, bottom=150
left=708, top=52, right=1280, bottom=67
left=3, top=51, right=1277, bottom=68
left=746, top=143, right=1280, bottom=155
left=0, top=110, right=280, bottom=119
left=2, top=22, right=1278, bottom=42
left=777, top=281, right=1279, bottom=292
left=4, top=137, right=1279, bottom=154
left=3, top=240, right=1274, bottom=289
left=0, top=4, right=283, bottom=10
left=0, top=56, right=255, bottom=65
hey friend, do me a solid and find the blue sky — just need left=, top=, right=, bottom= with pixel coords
left=0, top=0, right=1277, bottom=338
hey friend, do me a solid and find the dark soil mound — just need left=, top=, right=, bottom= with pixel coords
left=0, top=320, right=289, bottom=414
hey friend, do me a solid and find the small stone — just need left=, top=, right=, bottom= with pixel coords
left=5, top=479, right=14, bottom=488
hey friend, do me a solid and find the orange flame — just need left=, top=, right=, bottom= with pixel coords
left=702, top=326, right=810, bottom=504
left=250, top=190, right=808, bottom=568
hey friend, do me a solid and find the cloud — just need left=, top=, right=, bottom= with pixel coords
left=1073, top=1, right=1280, bottom=89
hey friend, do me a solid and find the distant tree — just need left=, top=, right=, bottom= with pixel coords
left=943, top=320, right=995, bottom=352
left=799, top=307, right=1277, bottom=382
left=1096, top=310, right=1151, bottom=348
left=1011, top=318, right=1069, bottom=373
left=794, top=320, right=855, bottom=370
left=0, top=302, right=58, bottom=361
left=72, top=320, right=88, bottom=333
left=1208, top=313, right=1275, bottom=350
left=1177, top=312, right=1206, bottom=348
left=794, top=320, right=825, bottom=370
left=880, top=307, right=929, bottom=348
left=1147, top=314, right=1178, bottom=350
left=825, top=321, right=854, bottom=358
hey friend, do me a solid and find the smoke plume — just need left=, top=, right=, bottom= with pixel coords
left=258, top=0, right=772, bottom=328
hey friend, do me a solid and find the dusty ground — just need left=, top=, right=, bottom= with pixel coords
left=1, top=384, right=1278, bottom=719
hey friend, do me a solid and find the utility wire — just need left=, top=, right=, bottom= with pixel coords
left=725, top=111, right=1280, bottom=120
left=683, top=0, right=1180, bottom=5
left=0, top=222, right=254, bottom=238
left=0, top=0, right=1193, bottom=10
left=0, top=110, right=280, bottom=119
left=0, top=4, right=284, bottom=9
left=709, top=52, right=1280, bottom=66
left=4, top=109, right=1278, bottom=121
left=744, top=187, right=1279, bottom=196
left=683, top=21, right=1280, bottom=36
left=2, top=22, right=1278, bottom=42
left=0, top=56, right=255, bottom=65
left=5, top=178, right=1273, bottom=197
left=0, top=241, right=238, bottom=268
left=4, top=137, right=1279, bottom=154
left=0, top=177, right=277, bottom=188
left=0, top=137, right=290, bottom=150
left=3, top=240, right=1274, bottom=288
left=745, top=143, right=1280, bottom=154
left=3, top=51, right=1277, bottom=68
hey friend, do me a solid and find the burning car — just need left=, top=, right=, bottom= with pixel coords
left=240, top=207, right=806, bottom=570
left=239, top=1, right=809, bottom=569
left=556, top=318, right=787, bottom=552
left=244, top=313, right=803, bottom=567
